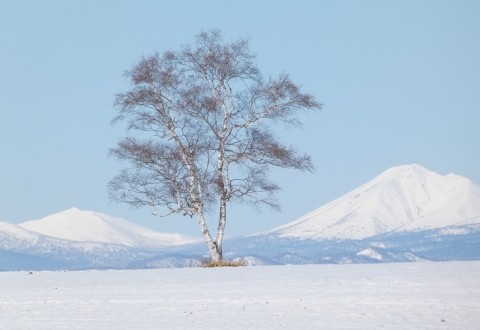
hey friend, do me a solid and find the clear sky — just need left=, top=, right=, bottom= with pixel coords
left=1, top=0, right=479, bottom=237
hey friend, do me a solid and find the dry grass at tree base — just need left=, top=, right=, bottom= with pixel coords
left=201, top=259, right=247, bottom=268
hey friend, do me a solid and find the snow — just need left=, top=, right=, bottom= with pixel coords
left=261, top=164, right=480, bottom=240
left=356, top=247, right=383, bottom=260
left=20, top=207, right=199, bottom=248
left=0, top=261, right=479, bottom=329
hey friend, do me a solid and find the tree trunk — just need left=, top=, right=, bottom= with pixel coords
left=215, top=196, right=227, bottom=260
left=195, top=209, right=222, bottom=261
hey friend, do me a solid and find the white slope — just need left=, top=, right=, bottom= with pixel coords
left=0, top=221, right=43, bottom=247
left=263, top=164, right=480, bottom=240
left=19, top=208, right=199, bottom=248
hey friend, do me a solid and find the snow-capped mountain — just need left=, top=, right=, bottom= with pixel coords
left=1, top=209, right=203, bottom=271
left=20, top=208, right=199, bottom=248
left=0, top=217, right=201, bottom=271
left=259, top=164, right=480, bottom=240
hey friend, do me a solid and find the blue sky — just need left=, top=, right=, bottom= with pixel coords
left=1, top=0, right=479, bottom=237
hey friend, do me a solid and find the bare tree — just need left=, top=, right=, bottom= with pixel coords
left=109, top=30, right=321, bottom=262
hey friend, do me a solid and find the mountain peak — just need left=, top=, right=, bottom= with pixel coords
left=371, top=164, right=438, bottom=184
left=261, top=164, right=480, bottom=240
left=382, top=163, right=428, bottom=176
left=63, top=207, right=82, bottom=213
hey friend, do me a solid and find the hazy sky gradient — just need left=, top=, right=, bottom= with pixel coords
left=1, top=0, right=479, bottom=236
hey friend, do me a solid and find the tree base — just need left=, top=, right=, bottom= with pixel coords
left=201, top=259, right=247, bottom=268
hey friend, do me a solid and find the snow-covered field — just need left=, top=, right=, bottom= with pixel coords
left=1, top=261, right=479, bottom=329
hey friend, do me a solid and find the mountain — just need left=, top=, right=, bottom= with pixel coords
left=20, top=207, right=199, bottom=248
left=259, top=164, right=480, bottom=240
left=0, top=218, right=202, bottom=271
left=0, top=208, right=202, bottom=271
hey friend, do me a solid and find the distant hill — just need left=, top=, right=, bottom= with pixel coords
left=20, top=207, right=199, bottom=248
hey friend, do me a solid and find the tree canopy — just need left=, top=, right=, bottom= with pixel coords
left=110, top=29, right=321, bottom=261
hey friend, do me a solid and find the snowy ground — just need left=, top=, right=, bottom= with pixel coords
left=1, top=261, right=479, bottom=329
